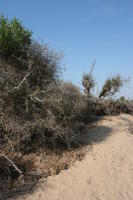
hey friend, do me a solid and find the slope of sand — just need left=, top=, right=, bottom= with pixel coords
left=19, top=114, right=133, bottom=200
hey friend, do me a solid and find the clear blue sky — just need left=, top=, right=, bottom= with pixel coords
left=1, top=0, right=133, bottom=98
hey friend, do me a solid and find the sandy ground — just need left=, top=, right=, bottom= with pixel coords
left=19, top=114, right=133, bottom=200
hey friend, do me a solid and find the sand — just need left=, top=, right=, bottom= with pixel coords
left=18, top=114, right=133, bottom=200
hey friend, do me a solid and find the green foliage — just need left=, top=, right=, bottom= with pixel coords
left=0, top=15, right=32, bottom=57
left=119, top=96, right=126, bottom=103
left=99, top=75, right=123, bottom=98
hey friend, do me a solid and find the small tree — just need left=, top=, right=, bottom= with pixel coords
left=99, top=75, right=123, bottom=98
left=0, top=15, right=32, bottom=57
left=82, top=61, right=95, bottom=97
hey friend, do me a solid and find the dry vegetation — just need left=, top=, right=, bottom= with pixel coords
left=0, top=15, right=133, bottom=199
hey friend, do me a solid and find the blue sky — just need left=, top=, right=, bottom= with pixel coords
left=0, top=0, right=133, bottom=98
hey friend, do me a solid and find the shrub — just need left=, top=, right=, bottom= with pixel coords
left=17, top=82, right=87, bottom=152
left=45, top=82, right=87, bottom=123
left=0, top=15, right=32, bottom=58
left=86, top=97, right=130, bottom=116
left=0, top=40, right=62, bottom=119
left=27, top=42, right=61, bottom=89
left=0, top=48, right=87, bottom=151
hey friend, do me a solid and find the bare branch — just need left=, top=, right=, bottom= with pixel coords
left=0, top=60, right=36, bottom=98
left=0, top=71, right=31, bottom=98
left=0, top=154, right=22, bottom=175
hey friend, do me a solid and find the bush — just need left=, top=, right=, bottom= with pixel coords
left=0, top=15, right=32, bottom=58
left=86, top=97, right=130, bottom=116
left=17, top=82, right=87, bottom=152
left=0, top=47, right=87, bottom=151
left=45, top=82, right=86, bottom=123
left=27, top=42, right=61, bottom=89
left=0, top=41, right=62, bottom=119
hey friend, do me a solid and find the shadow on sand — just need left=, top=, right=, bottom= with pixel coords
left=77, top=125, right=113, bottom=145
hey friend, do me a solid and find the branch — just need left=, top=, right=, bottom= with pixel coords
left=0, top=154, right=22, bottom=175
left=29, top=95, right=46, bottom=104
left=89, top=59, right=96, bottom=74
left=0, top=71, right=31, bottom=98
left=0, top=59, right=35, bottom=98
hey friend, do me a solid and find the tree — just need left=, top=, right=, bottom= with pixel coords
left=0, top=15, right=32, bottom=58
left=99, top=75, right=123, bottom=98
left=82, top=60, right=95, bottom=97
left=119, top=96, right=125, bottom=102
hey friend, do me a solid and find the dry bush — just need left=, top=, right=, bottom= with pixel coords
left=0, top=80, right=88, bottom=198
left=0, top=78, right=87, bottom=154
left=0, top=146, right=87, bottom=199
left=85, top=97, right=131, bottom=116
left=0, top=153, right=39, bottom=200
left=0, top=40, right=62, bottom=118
left=17, top=82, right=87, bottom=153
left=45, top=82, right=87, bottom=123
left=0, top=28, right=88, bottom=154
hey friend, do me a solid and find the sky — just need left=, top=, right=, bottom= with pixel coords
left=0, top=0, right=133, bottom=98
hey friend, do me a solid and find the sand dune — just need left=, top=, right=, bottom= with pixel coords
left=19, top=114, right=133, bottom=200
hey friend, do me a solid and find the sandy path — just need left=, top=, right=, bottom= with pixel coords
left=19, top=114, right=133, bottom=200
